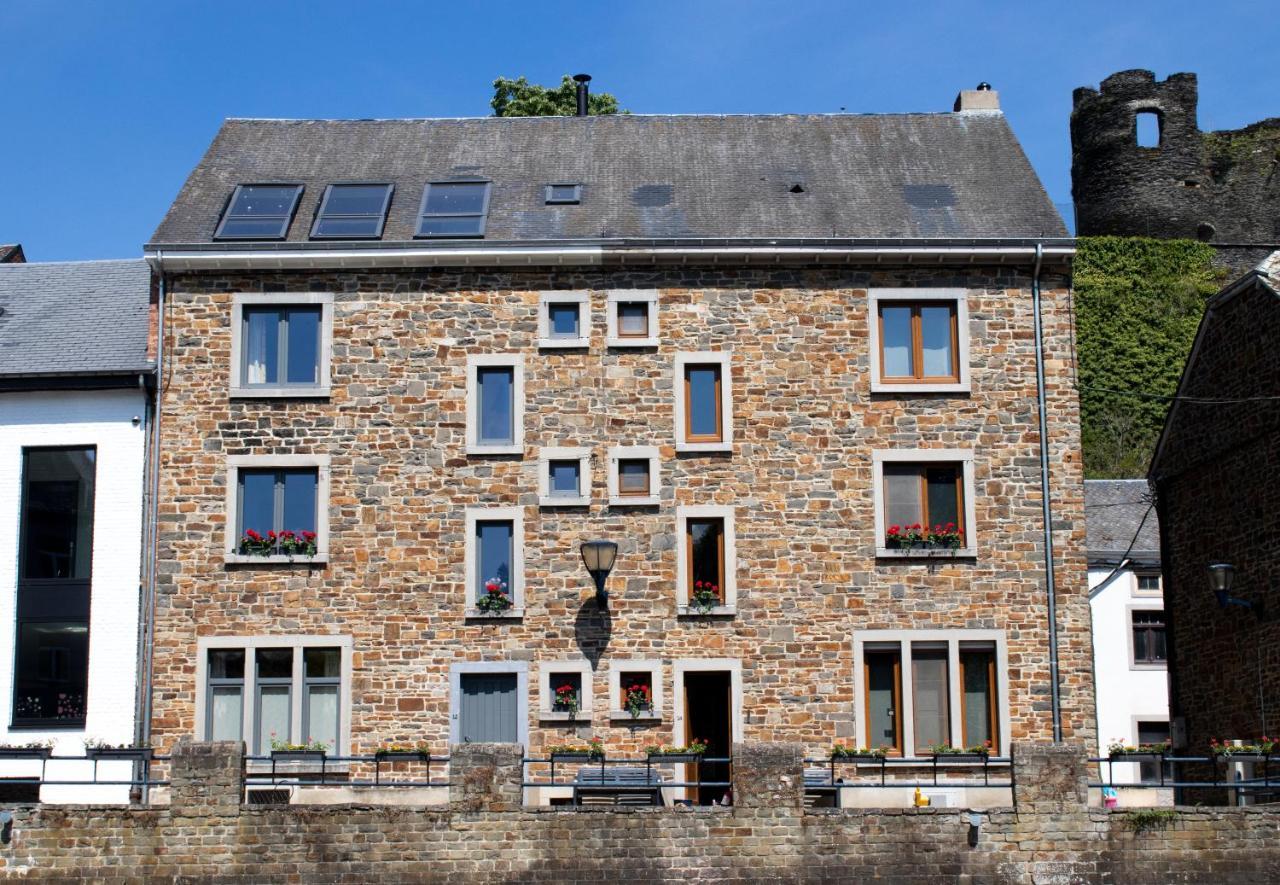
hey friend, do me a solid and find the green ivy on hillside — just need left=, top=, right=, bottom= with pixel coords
left=1074, top=237, right=1225, bottom=478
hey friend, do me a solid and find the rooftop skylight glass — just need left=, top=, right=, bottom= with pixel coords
left=214, top=184, right=303, bottom=240
left=415, top=181, right=491, bottom=238
left=310, top=184, right=394, bottom=239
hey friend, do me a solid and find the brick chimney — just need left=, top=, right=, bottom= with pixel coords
left=954, top=83, right=1000, bottom=112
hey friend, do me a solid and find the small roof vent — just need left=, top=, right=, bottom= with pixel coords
left=789, top=183, right=806, bottom=194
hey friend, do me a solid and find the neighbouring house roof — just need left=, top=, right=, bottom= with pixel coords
left=0, top=244, right=24, bottom=263
left=0, top=259, right=154, bottom=381
left=1084, top=479, right=1160, bottom=567
left=149, top=113, right=1068, bottom=247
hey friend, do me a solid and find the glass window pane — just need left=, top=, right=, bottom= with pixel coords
left=281, top=469, right=317, bottom=534
left=547, top=184, right=579, bottom=203
left=549, top=460, right=581, bottom=496
left=912, top=649, right=950, bottom=749
left=688, top=518, right=724, bottom=599
left=618, top=303, right=648, bottom=336
left=548, top=303, right=580, bottom=338
left=258, top=685, right=291, bottom=752
left=312, top=217, right=383, bottom=237
left=256, top=648, right=293, bottom=680
left=477, top=367, right=514, bottom=445
left=306, top=685, right=339, bottom=751
left=866, top=651, right=901, bottom=751
left=1152, top=629, right=1167, bottom=662
left=219, top=218, right=292, bottom=238
left=925, top=467, right=960, bottom=532
left=618, top=459, right=650, bottom=494
left=1133, top=629, right=1149, bottom=662
left=238, top=470, right=277, bottom=536
left=477, top=520, right=513, bottom=600
left=11, top=621, right=89, bottom=723
left=883, top=465, right=922, bottom=529
left=284, top=308, right=321, bottom=385
left=324, top=185, right=388, bottom=216
left=418, top=216, right=484, bottom=237
left=242, top=308, right=280, bottom=385
left=424, top=182, right=488, bottom=215
left=210, top=686, right=243, bottom=742
left=304, top=647, right=341, bottom=679
left=209, top=649, right=244, bottom=680
left=20, top=448, right=96, bottom=580
left=880, top=306, right=914, bottom=377
left=920, top=306, right=955, bottom=378
left=686, top=365, right=721, bottom=439
left=231, top=186, right=299, bottom=217
left=961, top=650, right=995, bottom=750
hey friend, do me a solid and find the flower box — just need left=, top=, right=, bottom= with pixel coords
left=374, top=749, right=431, bottom=762
left=1108, top=751, right=1164, bottom=764
left=86, top=747, right=154, bottom=762
left=550, top=751, right=604, bottom=763
left=832, top=752, right=886, bottom=764
left=647, top=752, right=703, bottom=764
left=0, top=747, right=53, bottom=760
left=928, top=752, right=989, bottom=764
left=270, top=749, right=327, bottom=762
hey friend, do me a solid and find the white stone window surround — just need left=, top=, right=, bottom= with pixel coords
left=229, top=293, right=334, bottom=398
left=465, top=354, right=525, bottom=456
left=867, top=288, right=971, bottom=394
left=1126, top=603, right=1167, bottom=672
left=448, top=661, right=530, bottom=750
left=606, top=445, right=661, bottom=507
left=193, top=634, right=354, bottom=758
left=224, top=454, right=331, bottom=564
left=871, top=448, right=977, bottom=558
left=537, top=447, right=593, bottom=508
left=463, top=505, right=526, bottom=619
left=674, top=505, right=738, bottom=616
left=851, top=629, right=1010, bottom=759
left=673, top=351, right=733, bottom=454
left=672, top=658, right=744, bottom=747
left=606, top=289, right=659, bottom=348
left=538, top=660, right=594, bottom=721
left=537, top=291, right=591, bottom=349
left=608, top=659, right=663, bottom=722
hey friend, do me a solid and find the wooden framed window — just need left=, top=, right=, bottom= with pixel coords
left=607, top=290, right=659, bottom=348
left=607, top=446, right=660, bottom=506
left=1131, top=610, right=1167, bottom=665
left=683, top=364, right=723, bottom=443
left=911, top=647, right=950, bottom=750
left=960, top=647, right=998, bottom=753
left=882, top=463, right=964, bottom=544
left=685, top=517, right=726, bottom=603
left=877, top=302, right=959, bottom=383
left=615, top=303, right=650, bottom=338
left=617, top=459, right=651, bottom=497
left=863, top=649, right=903, bottom=755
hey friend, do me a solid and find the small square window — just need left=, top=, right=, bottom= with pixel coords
left=215, top=184, right=303, bottom=240
left=538, top=292, right=590, bottom=349
left=1131, top=610, right=1167, bottom=666
left=1136, top=574, right=1161, bottom=594
left=310, top=183, right=393, bottom=239
left=549, top=304, right=580, bottom=338
left=416, top=181, right=491, bottom=238
left=539, top=447, right=591, bottom=507
left=545, top=183, right=581, bottom=205
left=539, top=663, right=592, bottom=721
left=616, top=303, right=649, bottom=337
left=607, top=290, right=659, bottom=348
left=609, top=660, right=662, bottom=721
left=869, top=290, right=970, bottom=393
left=618, top=460, right=650, bottom=495
left=549, top=460, right=581, bottom=496
left=607, top=446, right=660, bottom=506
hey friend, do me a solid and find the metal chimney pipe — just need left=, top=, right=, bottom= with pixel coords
left=573, top=73, right=591, bottom=116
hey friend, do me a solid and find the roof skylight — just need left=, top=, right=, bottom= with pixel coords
left=545, top=183, right=581, bottom=205
left=214, top=184, right=303, bottom=240
left=310, top=183, right=394, bottom=239
left=415, top=181, right=491, bottom=238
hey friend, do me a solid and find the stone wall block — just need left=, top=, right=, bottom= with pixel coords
left=731, top=741, right=804, bottom=809
left=169, top=739, right=245, bottom=817
left=449, top=743, right=525, bottom=811
left=1012, top=741, right=1089, bottom=814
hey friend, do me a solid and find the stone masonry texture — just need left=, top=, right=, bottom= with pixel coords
left=150, top=264, right=1093, bottom=760
left=1, top=741, right=1278, bottom=883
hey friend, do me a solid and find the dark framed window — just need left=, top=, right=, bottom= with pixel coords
left=1132, top=610, right=1167, bottom=665
left=310, top=183, right=393, bottom=239
left=303, top=648, right=341, bottom=751
left=415, top=181, right=491, bottom=238
left=237, top=469, right=318, bottom=541
left=255, top=648, right=293, bottom=753
left=683, top=364, right=723, bottom=443
left=545, top=183, right=581, bottom=205
left=240, top=306, right=322, bottom=389
left=878, top=302, right=960, bottom=383
left=1136, top=574, right=1161, bottom=593
left=13, top=447, right=96, bottom=727
left=686, top=517, right=725, bottom=603
left=477, top=366, right=515, bottom=446
left=206, top=649, right=245, bottom=742
left=882, top=463, right=965, bottom=545
left=215, top=184, right=303, bottom=240
left=617, top=459, right=651, bottom=497
left=476, top=519, right=514, bottom=601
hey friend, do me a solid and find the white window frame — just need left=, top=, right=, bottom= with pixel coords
left=606, top=289, right=659, bottom=348
left=606, top=445, right=661, bottom=507
left=537, top=291, right=590, bottom=349
left=449, top=661, right=529, bottom=749
left=867, top=288, right=971, bottom=394
left=871, top=449, right=977, bottom=558
left=464, top=506, right=525, bottom=618
left=193, top=634, right=353, bottom=758
left=674, top=351, right=733, bottom=453
left=224, top=454, right=331, bottom=564
left=538, top=660, right=593, bottom=722
left=675, top=505, right=737, bottom=616
left=230, top=293, right=334, bottom=398
left=465, top=354, right=525, bottom=456
left=1127, top=603, right=1168, bottom=672
left=537, top=447, right=592, bottom=507
left=608, top=659, right=663, bottom=722
left=1133, top=572, right=1163, bottom=597
left=852, top=629, right=1009, bottom=759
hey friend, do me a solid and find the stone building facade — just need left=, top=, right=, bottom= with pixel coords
left=143, top=103, right=1091, bottom=776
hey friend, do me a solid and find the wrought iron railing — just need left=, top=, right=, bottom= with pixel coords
left=802, top=755, right=1014, bottom=789
left=522, top=755, right=733, bottom=806
left=1090, top=754, right=1276, bottom=796
left=242, top=753, right=451, bottom=789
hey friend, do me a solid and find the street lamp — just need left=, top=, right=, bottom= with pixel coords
left=1208, top=562, right=1267, bottom=619
left=580, top=540, right=618, bottom=609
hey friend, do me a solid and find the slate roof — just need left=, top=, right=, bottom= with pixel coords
left=149, top=113, right=1067, bottom=246
left=0, top=259, right=153, bottom=377
left=1084, top=479, right=1160, bottom=565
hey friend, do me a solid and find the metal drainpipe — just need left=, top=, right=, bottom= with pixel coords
left=137, top=255, right=165, bottom=752
left=1031, top=241, right=1064, bottom=742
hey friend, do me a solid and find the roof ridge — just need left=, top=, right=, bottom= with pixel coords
left=221, top=111, right=972, bottom=123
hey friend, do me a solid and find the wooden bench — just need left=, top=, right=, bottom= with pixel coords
left=573, top=766, right=666, bottom=807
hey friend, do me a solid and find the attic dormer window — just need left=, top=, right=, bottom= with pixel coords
left=415, top=181, right=491, bottom=238
left=310, top=183, right=394, bottom=239
left=214, top=184, right=303, bottom=240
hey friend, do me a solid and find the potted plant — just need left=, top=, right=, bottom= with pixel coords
left=830, top=744, right=890, bottom=762
left=83, top=738, right=154, bottom=762
left=269, top=736, right=330, bottom=761
left=474, top=577, right=513, bottom=615
left=0, top=740, right=54, bottom=760
left=690, top=581, right=720, bottom=614
left=1209, top=737, right=1274, bottom=762
left=548, top=738, right=605, bottom=762
left=278, top=529, right=318, bottom=557
left=926, top=742, right=991, bottom=763
left=552, top=682, right=581, bottom=719
left=645, top=739, right=708, bottom=763
left=623, top=681, right=653, bottom=719
left=886, top=523, right=963, bottom=551
left=237, top=528, right=317, bottom=558
left=1107, top=739, right=1169, bottom=763
left=374, top=741, right=432, bottom=761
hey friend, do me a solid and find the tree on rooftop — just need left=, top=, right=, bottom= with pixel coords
left=490, top=76, right=623, bottom=117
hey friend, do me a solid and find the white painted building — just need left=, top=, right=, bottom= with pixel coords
left=0, top=259, right=154, bottom=802
left=1085, top=479, right=1169, bottom=804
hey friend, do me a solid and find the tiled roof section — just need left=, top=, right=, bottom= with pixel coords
left=0, top=259, right=153, bottom=376
left=1084, top=479, right=1160, bottom=562
left=0, top=244, right=24, bottom=263
left=149, top=114, right=1068, bottom=245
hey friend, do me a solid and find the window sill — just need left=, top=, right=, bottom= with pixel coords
left=230, top=387, right=332, bottom=399
left=538, top=496, right=591, bottom=508
left=224, top=553, right=329, bottom=566
left=464, top=607, right=525, bottom=620
left=606, top=337, right=659, bottom=349
left=537, top=338, right=590, bottom=350
left=608, top=711, right=662, bottom=724
left=466, top=444, right=523, bottom=456
left=609, top=495, right=660, bottom=507
left=677, top=604, right=736, bottom=617
left=675, top=441, right=732, bottom=454
left=870, top=382, right=969, bottom=395
left=875, top=547, right=976, bottom=559
left=538, top=710, right=592, bottom=723
left=1129, top=662, right=1168, bottom=672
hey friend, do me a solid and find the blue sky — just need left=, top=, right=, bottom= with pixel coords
left=1, top=0, right=1275, bottom=261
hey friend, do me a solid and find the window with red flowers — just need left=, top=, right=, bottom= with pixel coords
left=882, top=463, right=964, bottom=549
left=236, top=468, right=319, bottom=556
left=620, top=672, right=654, bottom=717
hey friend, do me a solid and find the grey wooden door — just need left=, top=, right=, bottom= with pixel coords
left=459, top=673, right=518, bottom=743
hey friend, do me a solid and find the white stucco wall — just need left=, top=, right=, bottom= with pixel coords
left=0, top=388, right=147, bottom=802
left=1088, top=566, right=1169, bottom=787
